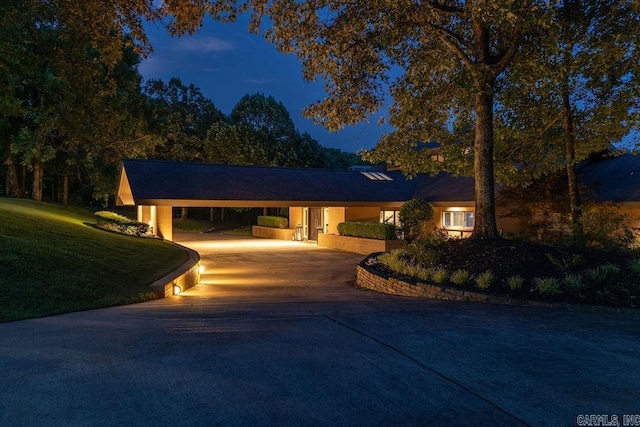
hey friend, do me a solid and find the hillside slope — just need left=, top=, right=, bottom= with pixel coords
left=0, top=198, right=188, bottom=322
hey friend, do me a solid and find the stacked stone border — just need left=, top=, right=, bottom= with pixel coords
left=149, top=242, right=200, bottom=298
left=356, top=253, right=639, bottom=314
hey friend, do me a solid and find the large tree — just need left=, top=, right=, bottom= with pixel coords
left=205, top=1, right=548, bottom=239
left=145, top=77, right=225, bottom=162
left=495, top=0, right=640, bottom=241
left=0, top=0, right=211, bottom=201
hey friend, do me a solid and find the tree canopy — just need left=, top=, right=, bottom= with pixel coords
left=202, top=1, right=553, bottom=238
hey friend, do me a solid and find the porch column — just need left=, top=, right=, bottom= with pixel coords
left=149, top=205, right=157, bottom=236
left=137, top=205, right=151, bottom=224
left=156, top=205, right=173, bottom=241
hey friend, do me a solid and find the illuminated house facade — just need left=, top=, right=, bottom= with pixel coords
left=116, top=155, right=640, bottom=243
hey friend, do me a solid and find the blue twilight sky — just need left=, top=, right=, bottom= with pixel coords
left=139, top=17, right=391, bottom=153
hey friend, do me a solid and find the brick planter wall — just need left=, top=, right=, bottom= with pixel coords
left=318, top=233, right=405, bottom=255
left=252, top=225, right=295, bottom=240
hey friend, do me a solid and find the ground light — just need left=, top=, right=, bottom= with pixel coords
left=173, top=285, right=182, bottom=295
left=198, top=265, right=206, bottom=273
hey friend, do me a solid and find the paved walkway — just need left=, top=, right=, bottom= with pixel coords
left=1, top=233, right=639, bottom=426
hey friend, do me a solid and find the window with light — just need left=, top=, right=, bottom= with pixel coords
left=380, top=210, right=400, bottom=227
left=442, top=211, right=474, bottom=229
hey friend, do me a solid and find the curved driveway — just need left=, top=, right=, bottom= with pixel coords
left=1, top=232, right=639, bottom=426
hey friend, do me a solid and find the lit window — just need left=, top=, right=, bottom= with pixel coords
left=442, top=211, right=474, bottom=229
left=380, top=210, right=400, bottom=227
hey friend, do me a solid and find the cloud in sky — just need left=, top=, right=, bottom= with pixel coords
left=173, top=37, right=234, bottom=53
left=244, top=78, right=270, bottom=84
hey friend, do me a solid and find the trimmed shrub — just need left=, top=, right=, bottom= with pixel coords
left=534, top=277, right=562, bottom=295
left=431, top=267, right=448, bottom=284
left=399, top=199, right=434, bottom=242
left=95, top=211, right=149, bottom=236
left=628, top=259, right=640, bottom=275
left=450, top=269, right=472, bottom=286
left=563, top=274, right=583, bottom=293
left=257, top=215, right=289, bottom=229
left=475, top=270, right=495, bottom=290
left=337, top=221, right=397, bottom=240
left=506, top=275, right=524, bottom=291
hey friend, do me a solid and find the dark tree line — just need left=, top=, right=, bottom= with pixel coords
left=0, top=0, right=366, bottom=206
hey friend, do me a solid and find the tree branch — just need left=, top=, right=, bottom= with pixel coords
left=491, top=26, right=523, bottom=73
left=424, top=22, right=474, bottom=68
left=426, top=1, right=464, bottom=14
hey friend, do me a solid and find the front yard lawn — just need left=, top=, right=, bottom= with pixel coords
left=0, top=198, right=188, bottom=322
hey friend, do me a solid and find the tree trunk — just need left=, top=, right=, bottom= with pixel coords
left=209, top=207, right=214, bottom=222
left=20, top=164, right=26, bottom=196
left=4, top=156, right=22, bottom=197
left=181, top=207, right=188, bottom=220
left=471, top=78, right=500, bottom=239
left=562, top=90, right=583, bottom=242
left=221, top=207, right=225, bottom=223
left=62, top=176, right=69, bottom=205
left=32, top=160, right=43, bottom=201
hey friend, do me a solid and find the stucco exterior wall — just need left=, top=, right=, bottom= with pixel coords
left=345, top=207, right=380, bottom=223
left=495, top=206, right=526, bottom=236
left=326, top=207, right=346, bottom=235
left=289, top=207, right=304, bottom=229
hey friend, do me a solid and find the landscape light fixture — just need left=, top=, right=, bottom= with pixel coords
left=173, top=285, right=182, bottom=295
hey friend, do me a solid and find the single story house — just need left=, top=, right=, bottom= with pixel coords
left=116, top=154, right=640, bottom=244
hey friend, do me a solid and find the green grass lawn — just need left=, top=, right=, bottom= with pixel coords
left=223, top=226, right=253, bottom=236
left=173, top=217, right=217, bottom=233
left=0, top=198, right=188, bottom=322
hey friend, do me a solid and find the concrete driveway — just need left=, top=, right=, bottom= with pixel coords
left=1, top=232, right=639, bottom=426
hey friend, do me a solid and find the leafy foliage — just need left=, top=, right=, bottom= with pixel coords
left=399, top=199, right=434, bottom=243
left=337, top=221, right=396, bottom=240
left=95, top=211, right=150, bottom=236
left=257, top=215, right=289, bottom=229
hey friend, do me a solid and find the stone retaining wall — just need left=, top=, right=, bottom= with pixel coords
left=356, top=260, right=637, bottom=313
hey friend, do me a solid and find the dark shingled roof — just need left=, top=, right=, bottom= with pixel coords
left=121, top=159, right=418, bottom=204
left=119, top=155, right=640, bottom=207
left=578, top=154, right=640, bottom=203
left=414, top=173, right=476, bottom=202
left=120, top=159, right=476, bottom=206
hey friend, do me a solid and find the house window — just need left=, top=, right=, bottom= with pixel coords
left=380, top=210, right=400, bottom=227
left=442, top=211, right=474, bottom=229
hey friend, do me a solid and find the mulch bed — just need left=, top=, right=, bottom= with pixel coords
left=371, top=238, right=640, bottom=308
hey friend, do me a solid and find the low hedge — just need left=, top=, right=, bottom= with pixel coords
left=257, top=215, right=289, bottom=229
left=95, top=211, right=149, bottom=236
left=337, top=221, right=397, bottom=240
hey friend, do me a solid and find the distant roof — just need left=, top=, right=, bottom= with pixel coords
left=414, top=173, right=476, bottom=202
left=117, top=159, right=475, bottom=207
left=578, top=154, right=640, bottom=203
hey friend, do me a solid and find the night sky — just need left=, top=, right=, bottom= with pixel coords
left=139, top=17, right=391, bottom=153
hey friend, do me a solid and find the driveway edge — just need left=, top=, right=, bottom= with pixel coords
left=149, top=241, right=200, bottom=298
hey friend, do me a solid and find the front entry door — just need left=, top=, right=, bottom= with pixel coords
left=308, top=208, right=322, bottom=240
